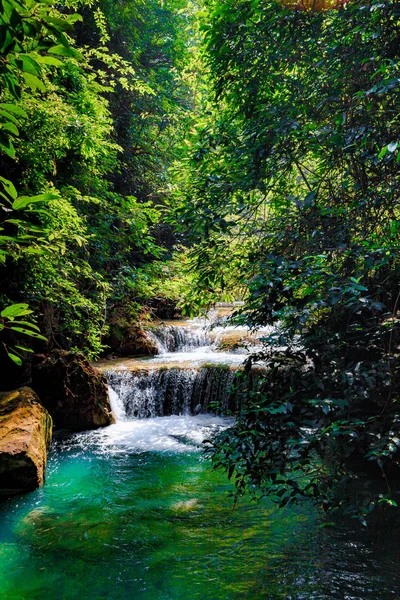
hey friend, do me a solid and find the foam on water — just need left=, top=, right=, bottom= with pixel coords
left=144, top=345, right=249, bottom=366
left=102, top=314, right=268, bottom=431
left=146, top=324, right=211, bottom=354
left=57, top=414, right=234, bottom=455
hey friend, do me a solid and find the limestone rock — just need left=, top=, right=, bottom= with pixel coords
left=0, top=387, right=52, bottom=495
left=32, top=350, right=115, bottom=430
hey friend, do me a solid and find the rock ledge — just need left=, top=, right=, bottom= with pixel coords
left=32, top=350, right=115, bottom=430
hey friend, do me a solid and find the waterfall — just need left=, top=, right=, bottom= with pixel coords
left=146, top=325, right=211, bottom=354
left=108, top=385, right=125, bottom=421
left=104, top=314, right=266, bottom=422
left=107, top=366, right=238, bottom=419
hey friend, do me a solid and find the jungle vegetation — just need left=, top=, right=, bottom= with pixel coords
left=0, top=0, right=399, bottom=518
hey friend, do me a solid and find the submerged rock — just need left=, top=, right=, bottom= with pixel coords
left=0, top=387, right=52, bottom=495
left=32, top=350, right=115, bottom=430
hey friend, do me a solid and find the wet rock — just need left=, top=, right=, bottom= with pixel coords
left=109, top=326, right=158, bottom=357
left=32, top=350, right=115, bottom=430
left=215, top=333, right=257, bottom=352
left=0, top=387, right=52, bottom=495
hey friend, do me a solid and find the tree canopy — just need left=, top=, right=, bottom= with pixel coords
left=172, top=0, right=400, bottom=519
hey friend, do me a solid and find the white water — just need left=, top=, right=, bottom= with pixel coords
left=104, top=313, right=271, bottom=452
left=146, top=313, right=276, bottom=360
left=146, top=324, right=211, bottom=354
left=63, top=414, right=234, bottom=455
left=143, top=346, right=249, bottom=366
left=108, top=386, right=125, bottom=421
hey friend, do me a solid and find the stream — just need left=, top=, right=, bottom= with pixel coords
left=1, top=316, right=400, bottom=599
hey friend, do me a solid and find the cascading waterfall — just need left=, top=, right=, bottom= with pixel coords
left=107, top=366, right=237, bottom=419
left=105, top=318, right=254, bottom=421
left=3, top=315, right=398, bottom=600
left=146, top=324, right=211, bottom=354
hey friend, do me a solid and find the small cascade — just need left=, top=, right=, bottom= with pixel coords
left=108, top=385, right=126, bottom=421
left=107, top=366, right=238, bottom=419
left=103, top=312, right=266, bottom=423
left=146, top=325, right=211, bottom=354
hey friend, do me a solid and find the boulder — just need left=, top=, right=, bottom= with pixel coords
left=0, top=387, right=52, bottom=495
left=105, top=325, right=158, bottom=357
left=32, top=350, right=115, bottom=430
left=103, top=303, right=158, bottom=357
left=147, top=297, right=181, bottom=320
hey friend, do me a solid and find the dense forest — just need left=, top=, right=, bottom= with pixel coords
left=0, top=0, right=399, bottom=522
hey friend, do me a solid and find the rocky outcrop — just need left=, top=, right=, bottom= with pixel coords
left=0, top=387, right=52, bottom=495
left=32, top=350, right=115, bottom=430
left=105, top=325, right=158, bottom=357
left=146, top=297, right=181, bottom=320
left=103, top=302, right=158, bottom=357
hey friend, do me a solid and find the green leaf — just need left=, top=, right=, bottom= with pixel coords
left=1, top=303, right=32, bottom=318
left=48, top=45, right=82, bottom=60
left=0, top=177, right=17, bottom=199
left=19, top=54, right=41, bottom=76
left=10, top=327, right=47, bottom=341
left=0, top=108, right=19, bottom=124
left=378, top=146, right=388, bottom=159
left=22, top=72, right=46, bottom=92
left=14, top=345, right=34, bottom=353
left=34, top=55, right=63, bottom=67
left=7, top=351, right=22, bottom=366
left=12, top=193, right=57, bottom=210
left=8, top=320, right=40, bottom=331
left=1, top=0, right=16, bottom=24
left=1, top=121, right=19, bottom=135
left=0, top=135, right=15, bottom=158
left=0, top=104, right=28, bottom=118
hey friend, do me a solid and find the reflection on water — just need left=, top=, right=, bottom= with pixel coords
left=0, top=419, right=400, bottom=600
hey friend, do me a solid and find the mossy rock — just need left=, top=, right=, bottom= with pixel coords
left=32, top=350, right=115, bottom=430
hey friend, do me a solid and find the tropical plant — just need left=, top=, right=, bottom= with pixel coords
left=174, top=0, right=400, bottom=518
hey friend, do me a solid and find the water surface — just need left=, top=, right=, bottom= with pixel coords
left=1, top=418, right=400, bottom=600
left=1, top=316, right=400, bottom=599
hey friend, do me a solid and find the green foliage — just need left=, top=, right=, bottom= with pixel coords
left=0, top=0, right=82, bottom=156
left=0, top=0, right=87, bottom=362
left=132, top=249, right=194, bottom=303
left=174, top=0, right=400, bottom=518
left=0, top=302, right=46, bottom=364
left=1, top=0, right=202, bottom=361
